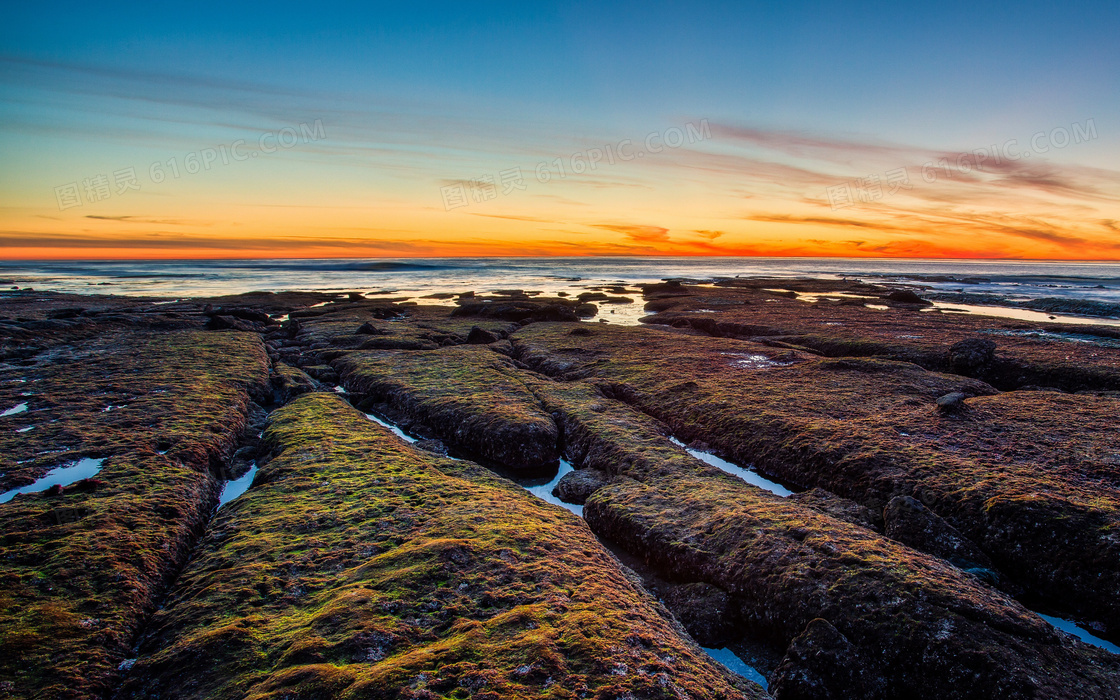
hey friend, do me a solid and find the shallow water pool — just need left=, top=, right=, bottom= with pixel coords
left=671, top=437, right=794, bottom=497
left=700, top=646, right=768, bottom=689
left=217, top=463, right=258, bottom=508
left=0, top=457, right=105, bottom=504
left=2, top=402, right=28, bottom=417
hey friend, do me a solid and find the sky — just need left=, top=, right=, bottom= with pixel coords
left=1, top=1, right=1119, bottom=260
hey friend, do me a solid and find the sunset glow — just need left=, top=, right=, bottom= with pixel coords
left=3, top=3, right=1119, bottom=260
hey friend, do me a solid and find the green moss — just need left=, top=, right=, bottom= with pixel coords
left=0, top=329, right=270, bottom=699
left=334, top=345, right=561, bottom=470
left=118, top=393, right=761, bottom=699
left=512, top=322, right=1120, bottom=636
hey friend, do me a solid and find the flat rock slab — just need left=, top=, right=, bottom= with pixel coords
left=524, top=376, right=1120, bottom=697
left=118, top=393, right=763, bottom=699
left=0, top=328, right=270, bottom=699
left=639, top=281, right=1120, bottom=392
left=513, top=323, right=1120, bottom=638
left=335, top=345, right=561, bottom=471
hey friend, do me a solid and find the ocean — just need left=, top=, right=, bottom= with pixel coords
left=2, top=258, right=1119, bottom=326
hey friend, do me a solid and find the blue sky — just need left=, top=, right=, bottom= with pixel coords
left=2, top=1, right=1119, bottom=258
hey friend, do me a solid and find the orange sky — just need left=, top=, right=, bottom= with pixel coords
left=3, top=56, right=1119, bottom=261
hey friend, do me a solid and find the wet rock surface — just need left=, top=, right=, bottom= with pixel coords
left=639, top=279, right=1120, bottom=392
left=0, top=310, right=270, bottom=698
left=336, top=345, right=561, bottom=471
left=517, top=373, right=1120, bottom=698
left=552, top=467, right=611, bottom=505
left=2, top=283, right=1118, bottom=699
left=787, top=488, right=878, bottom=530
left=513, top=321, right=1120, bottom=641
left=117, top=393, right=760, bottom=699
left=883, top=495, right=993, bottom=571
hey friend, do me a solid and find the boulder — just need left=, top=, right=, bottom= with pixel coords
left=552, top=468, right=610, bottom=505
left=936, top=391, right=968, bottom=411
left=948, top=337, right=996, bottom=373
left=577, top=292, right=609, bottom=302
left=466, top=326, right=500, bottom=344
left=887, top=290, right=930, bottom=304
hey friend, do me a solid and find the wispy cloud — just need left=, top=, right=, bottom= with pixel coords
left=710, top=123, right=924, bottom=164
left=590, top=223, right=671, bottom=243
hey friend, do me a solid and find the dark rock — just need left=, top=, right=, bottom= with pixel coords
left=887, top=290, right=930, bottom=304
left=578, top=292, right=609, bottom=302
left=289, top=308, right=330, bottom=319
left=771, top=618, right=886, bottom=700
left=936, top=391, right=968, bottom=411
left=453, top=301, right=578, bottom=324
left=302, top=365, right=339, bottom=384
left=359, top=337, right=439, bottom=351
left=46, top=308, right=85, bottom=319
left=246, top=403, right=269, bottom=434
left=552, top=468, right=610, bottom=505
left=789, top=488, right=878, bottom=530
left=203, top=306, right=275, bottom=325
left=466, top=326, right=500, bottom=344
left=282, top=318, right=302, bottom=339
left=369, top=307, right=404, bottom=320
left=413, top=439, right=449, bottom=456
left=884, top=495, right=993, bottom=570
left=232, top=445, right=258, bottom=462
left=21, top=319, right=80, bottom=332
left=528, top=304, right=579, bottom=323
left=207, top=315, right=259, bottom=332
left=272, top=363, right=318, bottom=402
left=574, top=303, right=598, bottom=318
left=488, top=339, right=514, bottom=356
left=69, top=478, right=106, bottom=493
left=356, top=321, right=382, bottom=335
left=659, top=582, right=741, bottom=647
left=948, top=337, right=997, bottom=373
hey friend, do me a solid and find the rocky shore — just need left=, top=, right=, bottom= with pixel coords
left=0, top=280, right=1117, bottom=699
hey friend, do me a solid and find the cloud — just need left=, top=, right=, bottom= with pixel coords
left=467, top=213, right=556, bottom=223
left=589, top=223, right=671, bottom=243
left=747, top=214, right=889, bottom=230
left=85, top=215, right=197, bottom=226
left=710, top=123, right=925, bottom=163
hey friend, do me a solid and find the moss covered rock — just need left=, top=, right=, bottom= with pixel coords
left=118, top=393, right=762, bottom=700
left=0, top=328, right=270, bottom=699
